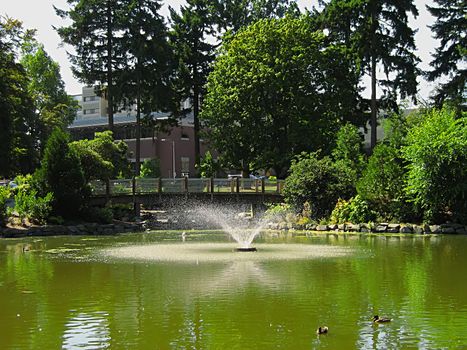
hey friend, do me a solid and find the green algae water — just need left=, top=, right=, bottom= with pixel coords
left=1, top=232, right=467, bottom=349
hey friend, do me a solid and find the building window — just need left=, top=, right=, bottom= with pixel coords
left=83, top=96, right=97, bottom=102
left=181, top=157, right=190, bottom=177
left=83, top=108, right=97, bottom=115
left=181, top=133, right=189, bottom=140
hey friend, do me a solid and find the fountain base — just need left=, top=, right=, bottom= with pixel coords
left=235, top=247, right=257, bottom=252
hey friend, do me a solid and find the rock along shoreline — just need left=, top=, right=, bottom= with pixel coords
left=0, top=221, right=143, bottom=238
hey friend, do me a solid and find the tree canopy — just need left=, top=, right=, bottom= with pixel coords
left=319, top=0, right=420, bottom=149
left=201, top=16, right=361, bottom=177
left=426, top=0, right=466, bottom=111
left=0, top=16, right=37, bottom=177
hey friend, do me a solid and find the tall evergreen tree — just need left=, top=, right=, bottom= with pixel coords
left=320, top=0, right=420, bottom=150
left=55, top=0, right=126, bottom=131
left=169, top=0, right=217, bottom=176
left=116, top=0, right=176, bottom=175
left=214, top=0, right=300, bottom=33
left=426, top=0, right=466, bottom=111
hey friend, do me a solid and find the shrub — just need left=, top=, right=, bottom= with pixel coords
left=402, top=107, right=467, bottom=223
left=198, top=151, right=218, bottom=178
left=14, top=190, right=53, bottom=225
left=283, top=152, right=355, bottom=218
left=34, top=128, right=89, bottom=218
left=330, top=196, right=376, bottom=224
left=332, top=123, right=365, bottom=179
left=264, top=203, right=293, bottom=222
left=140, top=158, right=161, bottom=178
left=357, top=143, right=413, bottom=221
left=0, top=186, right=10, bottom=226
left=82, top=206, right=113, bottom=224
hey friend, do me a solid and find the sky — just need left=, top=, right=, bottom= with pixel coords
left=1, top=0, right=438, bottom=100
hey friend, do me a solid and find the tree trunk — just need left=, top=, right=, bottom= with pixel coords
left=135, top=64, right=141, bottom=177
left=370, top=10, right=377, bottom=151
left=370, top=55, right=377, bottom=150
left=106, top=1, right=114, bottom=132
left=193, top=66, right=200, bottom=178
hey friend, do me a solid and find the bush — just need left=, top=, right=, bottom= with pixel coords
left=140, top=158, right=161, bottom=178
left=14, top=190, right=53, bottom=225
left=82, top=206, right=113, bottom=224
left=0, top=186, right=10, bottom=226
left=34, top=128, right=89, bottom=218
left=332, top=123, right=365, bottom=181
left=357, top=143, right=413, bottom=221
left=264, top=203, right=293, bottom=222
left=283, top=152, right=355, bottom=218
left=402, top=107, right=467, bottom=223
left=330, top=196, right=376, bottom=224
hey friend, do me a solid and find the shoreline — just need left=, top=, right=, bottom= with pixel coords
left=1, top=221, right=466, bottom=238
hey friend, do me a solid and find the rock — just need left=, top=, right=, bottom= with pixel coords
left=429, top=225, right=441, bottom=233
left=348, top=224, right=360, bottom=232
left=387, top=224, right=400, bottom=233
left=375, top=225, right=387, bottom=233
left=337, top=224, right=346, bottom=231
left=400, top=226, right=413, bottom=233
left=455, top=227, right=467, bottom=234
left=441, top=225, right=456, bottom=234
left=413, top=225, right=424, bottom=234
left=327, top=224, right=338, bottom=230
left=316, top=225, right=329, bottom=231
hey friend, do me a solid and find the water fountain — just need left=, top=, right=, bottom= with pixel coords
left=191, top=205, right=267, bottom=252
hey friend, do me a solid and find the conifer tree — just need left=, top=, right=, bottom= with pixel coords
left=320, top=0, right=420, bottom=150
left=169, top=0, right=217, bottom=175
left=117, top=0, right=176, bottom=175
left=214, top=0, right=300, bottom=33
left=426, top=0, right=466, bottom=111
left=55, top=0, right=126, bottom=131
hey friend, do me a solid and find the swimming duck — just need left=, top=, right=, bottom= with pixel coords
left=373, top=315, right=392, bottom=323
left=316, top=326, right=328, bottom=334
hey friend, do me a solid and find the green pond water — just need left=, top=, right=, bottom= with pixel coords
left=1, top=231, right=467, bottom=349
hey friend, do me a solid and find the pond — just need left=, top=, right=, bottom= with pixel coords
left=1, top=231, right=467, bottom=349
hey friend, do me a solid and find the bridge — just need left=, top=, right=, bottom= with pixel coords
left=89, top=178, right=285, bottom=207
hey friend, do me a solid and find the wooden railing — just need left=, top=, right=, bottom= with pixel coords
left=89, top=178, right=285, bottom=197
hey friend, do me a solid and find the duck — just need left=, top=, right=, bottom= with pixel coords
left=316, top=326, right=328, bottom=334
left=373, top=315, right=392, bottom=323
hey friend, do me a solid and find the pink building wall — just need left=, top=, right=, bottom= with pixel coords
left=125, top=125, right=213, bottom=177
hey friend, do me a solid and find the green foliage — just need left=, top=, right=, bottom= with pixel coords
left=319, top=0, right=420, bottom=148
left=0, top=16, right=37, bottom=177
left=329, top=196, right=376, bottom=224
left=14, top=190, right=53, bottom=225
left=202, top=16, right=361, bottom=177
left=198, top=151, right=219, bottom=178
left=426, top=0, right=466, bottom=111
left=402, top=107, right=467, bottom=223
left=215, top=0, right=300, bottom=34
left=20, top=35, right=78, bottom=151
left=264, top=203, right=293, bottom=222
left=357, top=142, right=412, bottom=221
left=81, top=206, right=114, bottom=224
left=0, top=186, right=10, bottom=226
left=332, top=123, right=365, bottom=187
left=140, top=158, right=161, bottom=178
left=70, top=131, right=130, bottom=182
left=283, top=152, right=355, bottom=218
left=34, top=128, right=89, bottom=219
